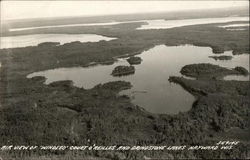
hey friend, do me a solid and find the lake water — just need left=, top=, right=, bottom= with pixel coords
left=137, top=17, right=249, bottom=30
left=0, top=34, right=116, bottom=49
left=8, top=16, right=249, bottom=32
left=219, top=23, right=249, bottom=28
left=8, top=20, right=145, bottom=32
left=27, top=45, right=249, bottom=114
left=227, top=28, right=247, bottom=31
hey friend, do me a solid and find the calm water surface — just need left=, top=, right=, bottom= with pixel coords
left=0, top=34, right=116, bottom=49
left=27, top=45, right=249, bottom=114
left=137, top=17, right=249, bottom=30
left=9, top=21, right=144, bottom=32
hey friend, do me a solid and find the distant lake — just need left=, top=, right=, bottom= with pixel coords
left=27, top=45, right=249, bottom=114
left=0, top=34, right=116, bottom=49
left=8, top=21, right=144, bottom=32
left=8, top=16, right=249, bottom=31
left=219, top=23, right=249, bottom=28
left=137, top=17, right=249, bottom=30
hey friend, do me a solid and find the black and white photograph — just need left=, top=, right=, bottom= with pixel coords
left=0, top=0, right=249, bottom=159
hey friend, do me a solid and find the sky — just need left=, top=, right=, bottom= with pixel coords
left=1, top=1, right=249, bottom=20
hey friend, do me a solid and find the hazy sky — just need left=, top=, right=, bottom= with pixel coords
left=1, top=1, right=249, bottom=20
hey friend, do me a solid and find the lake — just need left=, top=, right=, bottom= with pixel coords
left=219, top=23, right=249, bottom=28
left=8, top=21, right=145, bottom=32
left=0, top=34, right=116, bottom=49
left=137, top=17, right=249, bottom=30
left=27, top=45, right=249, bottom=114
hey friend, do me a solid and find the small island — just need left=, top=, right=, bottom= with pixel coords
left=127, top=56, right=142, bottom=65
left=234, top=66, right=249, bottom=75
left=209, top=55, right=233, bottom=61
left=211, top=46, right=224, bottom=54
left=180, top=63, right=248, bottom=79
left=111, top=65, right=135, bottom=76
